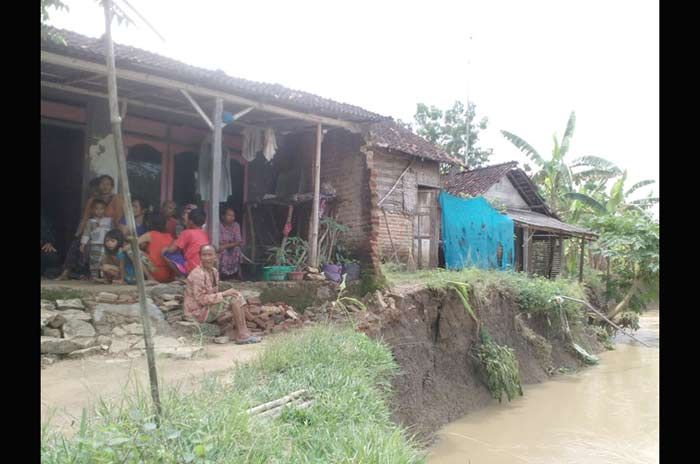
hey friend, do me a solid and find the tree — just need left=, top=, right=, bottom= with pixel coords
left=586, top=211, right=659, bottom=319
left=411, top=101, right=493, bottom=169
left=41, top=0, right=133, bottom=41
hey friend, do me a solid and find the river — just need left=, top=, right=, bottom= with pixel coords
left=428, top=310, right=659, bottom=464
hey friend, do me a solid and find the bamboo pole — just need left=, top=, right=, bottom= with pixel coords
left=102, top=0, right=161, bottom=419
left=210, top=98, right=223, bottom=248
left=578, top=237, right=585, bottom=283
left=555, top=295, right=651, bottom=347
left=308, top=123, right=322, bottom=267
left=247, top=389, right=307, bottom=415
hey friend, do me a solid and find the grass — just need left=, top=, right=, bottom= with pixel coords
left=384, top=264, right=586, bottom=317
left=41, top=287, right=85, bottom=301
left=41, top=326, right=424, bottom=463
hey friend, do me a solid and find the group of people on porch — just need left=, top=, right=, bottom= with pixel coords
left=40, top=174, right=258, bottom=344
left=40, top=174, right=245, bottom=284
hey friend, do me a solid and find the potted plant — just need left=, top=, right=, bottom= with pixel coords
left=287, top=237, right=309, bottom=281
left=264, top=242, right=294, bottom=281
left=335, top=243, right=360, bottom=281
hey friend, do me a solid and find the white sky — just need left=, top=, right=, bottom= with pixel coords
left=48, top=0, right=659, bottom=207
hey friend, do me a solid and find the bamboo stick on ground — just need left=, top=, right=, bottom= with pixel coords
left=247, top=389, right=307, bottom=415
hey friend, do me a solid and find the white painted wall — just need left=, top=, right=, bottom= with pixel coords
left=483, top=176, right=529, bottom=209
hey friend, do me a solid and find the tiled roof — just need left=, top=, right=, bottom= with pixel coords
left=363, top=120, right=463, bottom=165
left=443, top=161, right=519, bottom=196
left=41, top=27, right=386, bottom=123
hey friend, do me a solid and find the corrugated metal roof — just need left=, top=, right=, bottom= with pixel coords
left=506, top=209, right=597, bottom=237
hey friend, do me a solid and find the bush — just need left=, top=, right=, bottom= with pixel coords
left=474, top=329, right=523, bottom=403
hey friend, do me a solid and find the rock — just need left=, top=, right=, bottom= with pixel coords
left=41, top=309, right=60, bottom=328
left=117, top=294, right=136, bottom=304
left=126, top=350, right=144, bottom=359
left=214, top=336, right=229, bottom=344
left=156, top=346, right=203, bottom=360
left=92, top=299, right=166, bottom=330
left=307, top=267, right=319, bottom=274
left=306, top=273, right=325, bottom=281
left=97, top=292, right=119, bottom=303
left=246, top=296, right=262, bottom=305
left=41, top=355, right=59, bottom=367
left=374, top=291, right=387, bottom=309
left=67, top=346, right=102, bottom=359
left=109, top=339, right=131, bottom=354
left=41, top=337, right=82, bottom=354
left=111, top=326, right=128, bottom=337
left=173, top=321, right=221, bottom=337
left=41, top=300, right=56, bottom=311
left=149, top=283, right=184, bottom=300
left=42, top=327, right=62, bottom=338
left=316, top=285, right=333, bottom=300
left=247, top=305, right=262, bottom=316
left=72, top=336, right=98, bottom=350
left=63, top=319, right=96, bottom=338
left=161, top=294, right=178, bottom=301
left=262, top=305, right=282, bottom=316
left=96, top=335, right=112, bottom=348
left=56, top=299, right=85, bottom=310
left=272, top=314, right=284, bottom=324
left=61, top=309, right=92, bottom=322
left=122, top=323, right=157, bottom=336
left=160, top=301, right=181, bottom=311
left=286, top=309, right=300, bottom=320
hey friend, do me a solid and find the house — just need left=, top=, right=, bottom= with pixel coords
left=443, top=161, right=596, bottom=279
left=40, top=27, right=457, bottom=281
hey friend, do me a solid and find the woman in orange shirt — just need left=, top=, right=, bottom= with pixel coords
left=137, top=213, right=175, bottom=283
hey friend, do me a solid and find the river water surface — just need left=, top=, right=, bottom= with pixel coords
left=428, top=310, right=659, bottom=464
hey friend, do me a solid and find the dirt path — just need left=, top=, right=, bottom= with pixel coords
left=41, top=340, right=271, bottom=435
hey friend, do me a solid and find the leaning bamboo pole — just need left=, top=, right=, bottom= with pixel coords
left=102, top=0, right=161, bottom=419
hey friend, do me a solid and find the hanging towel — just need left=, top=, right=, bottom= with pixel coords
left=198, top=135, right=233, bottom=202
left=263, top=128, right=278, bottom=161
left=241, top=127, right=263, bottom=162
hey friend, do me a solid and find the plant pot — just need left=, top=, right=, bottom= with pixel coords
left=342, top=263, right=360, bottom=281
left=268, top=271, right=288, bottom=281
left=322, top=263, right=343, bottom=283
left=263, top=265, right=295, bottom=281
left=287, top=271, right=305, bottom=281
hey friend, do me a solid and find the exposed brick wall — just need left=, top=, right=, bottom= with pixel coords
left=377, top=211, right=413, bottom=263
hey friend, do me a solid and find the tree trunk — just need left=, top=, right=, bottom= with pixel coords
left=607, top=278, right=641, bottom=320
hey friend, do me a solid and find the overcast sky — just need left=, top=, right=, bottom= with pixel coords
left=48, top=0, right=659, bottom=207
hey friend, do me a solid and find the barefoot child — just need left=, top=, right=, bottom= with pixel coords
left=80, top=199, right=113, bottom=280
left=100, top=229, right=128, bottom=284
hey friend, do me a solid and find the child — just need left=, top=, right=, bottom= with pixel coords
left=163, top=207, right=209, bottom=276
left=175, top=203, right=197, bottom=238
left=100, top=229, right=128, bottom=284
left=80, top=199, right=113, bottom=280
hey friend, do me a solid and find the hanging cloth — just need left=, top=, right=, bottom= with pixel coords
left=198, top=135, right=233, bottom=202
left=263, top=128, right=278, bottom=162
left=241, top=127, right=263, bottom=162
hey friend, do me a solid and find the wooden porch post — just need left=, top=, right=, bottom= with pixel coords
left=308, top=123, right=322, bottom=268
left=210, top=98, right=223, bottom=248
left=578, top=237, right=585, bottom=283
left=522, top=226, right=530, bottom=274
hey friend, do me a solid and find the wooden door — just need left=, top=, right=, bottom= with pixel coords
left=413, top=189, right=439, bottom=268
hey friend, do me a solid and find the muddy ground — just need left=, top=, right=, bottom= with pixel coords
left=357, top=286, right=602, bottom=443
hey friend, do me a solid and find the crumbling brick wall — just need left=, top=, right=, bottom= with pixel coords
left=372, top=149, right=441, bottom=264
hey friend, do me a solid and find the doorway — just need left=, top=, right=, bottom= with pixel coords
left=413, top=188, right=439, bottom=268
left=41, top=123, right=85, bottom=265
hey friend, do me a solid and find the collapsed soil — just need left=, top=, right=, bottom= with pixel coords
left=356, top=285, right=602, bottom=443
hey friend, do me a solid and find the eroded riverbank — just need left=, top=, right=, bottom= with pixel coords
left=427, top=310, right=659, bottom=463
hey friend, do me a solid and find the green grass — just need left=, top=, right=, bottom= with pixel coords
left=41, top=326, right=424, bottom=463
left=41, top=287, right=85, bottom=301
left=384, top=264, right=585, bottom=317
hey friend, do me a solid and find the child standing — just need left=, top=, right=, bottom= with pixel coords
left=163, top=207, right=209, bottom=276
left=80, top=199, right=113, bottom=279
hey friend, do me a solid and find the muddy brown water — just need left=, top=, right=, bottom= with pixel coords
left=427, top=310, right=659, bottom=464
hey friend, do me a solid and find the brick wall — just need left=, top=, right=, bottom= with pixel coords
left=377, top=211, right=413, bottom=262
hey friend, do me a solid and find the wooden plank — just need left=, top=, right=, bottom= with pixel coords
left=579, top=238, right=585, bottom=283
left=40, top=99, right=87, bottom=123
left=522, top=227, right=530, bottom=274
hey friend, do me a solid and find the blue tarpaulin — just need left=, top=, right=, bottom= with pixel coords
left=439, top=192, right=514, bottom=270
